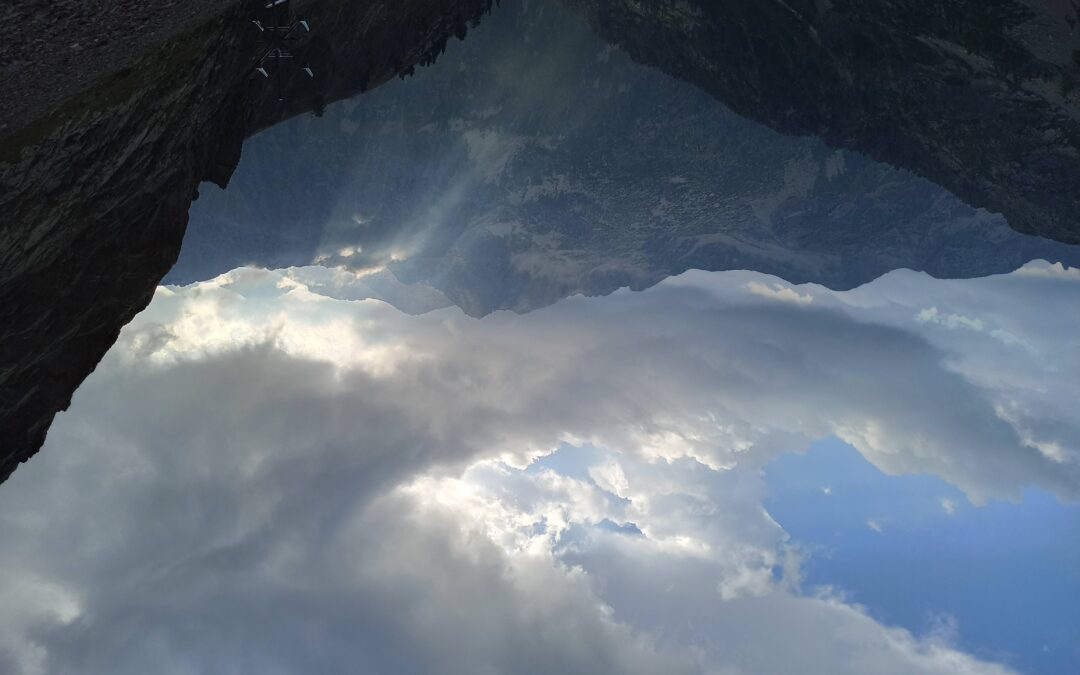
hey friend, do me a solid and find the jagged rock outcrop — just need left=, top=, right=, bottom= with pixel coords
left=559, top=0, right=1080, bottom=244
left=0, top=0, right=495, bottom=484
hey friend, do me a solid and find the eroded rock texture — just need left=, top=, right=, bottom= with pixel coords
left=560, top=0, right=1080, bottom=243
left=0, top=0, right=495, bottom=484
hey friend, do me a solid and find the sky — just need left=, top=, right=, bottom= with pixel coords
left=1, top=260, right=1078, bottom=674
left=765, top=438, right=1080, bottom=673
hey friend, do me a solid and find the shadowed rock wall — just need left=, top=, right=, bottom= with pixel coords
left=0, top=0, right=495, bottom=484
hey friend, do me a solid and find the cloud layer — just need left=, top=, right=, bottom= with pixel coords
left=3, top=262, right=1077, bottom=673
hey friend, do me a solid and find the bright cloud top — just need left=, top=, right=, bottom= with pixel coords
left=150, top=262, right=1080, bottom=501
left=1, top=261, right=1076, bottom=673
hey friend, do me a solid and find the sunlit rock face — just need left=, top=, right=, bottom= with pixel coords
left=0, top=0, right=496, bottom=484
left=173, top=0, right=1080, bottom=317
left=558, top=0, right=1080, bottom=244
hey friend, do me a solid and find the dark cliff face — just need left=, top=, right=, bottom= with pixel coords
left=559, top=0, right=1080, bottom=244
left=0, top=0, right=495, bottom=485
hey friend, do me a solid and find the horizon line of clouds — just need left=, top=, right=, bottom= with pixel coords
left=2, top=260, right=1075, bottom=673
left=158, top=259, right=1080, bottom=502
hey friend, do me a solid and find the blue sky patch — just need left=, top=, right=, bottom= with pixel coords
left=764, top=437, right=1080, bottom=674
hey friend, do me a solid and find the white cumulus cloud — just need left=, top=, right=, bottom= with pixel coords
left=2, top=261, right=1074, bottom=674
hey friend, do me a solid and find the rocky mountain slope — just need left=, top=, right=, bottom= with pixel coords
left=0, top=0, right=495, bottom=485
left=559, top=0, right=1080, bottom=244
left=171, top=0, right=1080, bottom=317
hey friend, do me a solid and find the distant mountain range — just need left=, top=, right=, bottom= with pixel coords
left=173, top=0, right=1080, bottom=316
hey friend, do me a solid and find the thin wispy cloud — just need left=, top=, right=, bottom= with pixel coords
left=940, top=498, right=957, bottom=516
left=746, top=280, right=814, bottom=305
